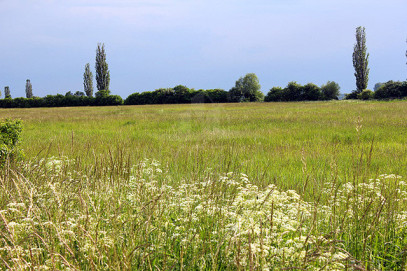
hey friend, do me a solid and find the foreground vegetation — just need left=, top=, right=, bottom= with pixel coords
left=1, top=100, right=407, bottom=269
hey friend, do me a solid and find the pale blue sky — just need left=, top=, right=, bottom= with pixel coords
left=1, top=0, right=406, bottom=98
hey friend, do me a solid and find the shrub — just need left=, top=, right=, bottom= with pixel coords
left=0, top=119, right=23, bottom=167
left=204, top=89, right=228, bottom=103
left=0, top=94, right=126, bottom=108
left=191, top=89, right=228, bottom=103
left=126, top=87, right=229, bottom=105
left=96, top=94, right=123, bottom=106
left=374, top=81, right=407, bottom=100
left=345, top=91, right=359, bottom=100
left=124, top=92, right=142, bottom=105
left=358, top=89, right=374, bottom=100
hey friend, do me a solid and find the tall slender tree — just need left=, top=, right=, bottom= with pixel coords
left=353, top=26, right=370, bottom=93
left=25, top=79, right=33, bottom=98
left=95, top=43, right=110, bottom=93
left=4, top=86, right=11, bottom=98
left=83, top=63, right=94, bottom=97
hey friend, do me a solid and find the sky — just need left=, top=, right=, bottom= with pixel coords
left=0, top=0, right=406, bottom=98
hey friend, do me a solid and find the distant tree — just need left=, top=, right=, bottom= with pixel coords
left=74, top=91, right=85, bottom=97
left=4, top=86, right=11, bottom=98
left=173, top=85, right=191, bottom=103
left=302, top=83, right=321, bottom=101
left=352, top=26, right=370, bottom=94
left=321, top=81, right=340, bottom=100
left=264, top=86, right=284, bottom=102
left=25, top=79, right=33, bottom=98
left=228, top=86, right=243, bottom=102
left=229, top=73, right=262, bottom=102
left=374, top=82, right=384, bottom=91
left=283, top=81, right=302, bottom=101
left=83, top=63, right=94, bottom=97
left=95, top=89, right=110, bottom=98
left=204, top=89, right=228, bottom=103
left=154, top=88, right=175, bottom=104
left=253, top=88, right=264, bottom=102
left=95, top=43, right=110, bottom=94
left=0, top=88, right=1, bottom=98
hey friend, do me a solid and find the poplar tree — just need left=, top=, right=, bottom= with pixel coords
left=25, top=79, right=33, bottom=98
left=95, top=43, right=110, bottom=93
left=4, top=86, right=11, bottom=98
left=353, top=26, right=370, bottom=93
left=83, top=63, right=94, bottom=97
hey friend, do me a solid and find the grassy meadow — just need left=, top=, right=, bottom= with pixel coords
left=1, top=100, right=407, bottom=270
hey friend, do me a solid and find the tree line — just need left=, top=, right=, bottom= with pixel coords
left=0, top=73, right=341, bottom=108
left=1, top=27, right=406, bottom=107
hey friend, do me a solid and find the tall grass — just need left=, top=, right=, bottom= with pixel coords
left=0, top=155, right=406, bottom=269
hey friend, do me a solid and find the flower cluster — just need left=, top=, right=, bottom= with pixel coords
left=322, top=174, right=407, bottom=224
left=126, top=160, right=349, bottom=269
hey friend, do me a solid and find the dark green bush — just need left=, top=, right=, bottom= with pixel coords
left=191, top=89, right=228, bottom=103
left=205, top=89, right=228, bottom=103
left=345, top=91, right=359, bottom=100
left=374, top=81, right=407, bottom=100
left=264, top=87, right=284, bottom=102
left=125, top=87, right=229, bottom=105
left=301, top=83, right=322, bottom=101
left=173, top=85, right=192, bottom=103
left=265, top=82, right=337, bottom=102
left=282, top=81, right=302, bottom=101
left=0, top=94, right=126, bottom=108
left=124, top=93, right=141, bottom=105
left=96, top=95, right=123, bottom=106
left=358, top=89, right=374, bottom=100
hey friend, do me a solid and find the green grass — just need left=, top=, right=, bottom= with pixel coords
left=1, top=101, right=407, bottom=195
left=1, top=100, right=407, bottom=269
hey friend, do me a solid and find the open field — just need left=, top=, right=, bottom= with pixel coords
left=2, top=100, right=407, bottom=195
left=1, top=100, right=407, bottom=269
